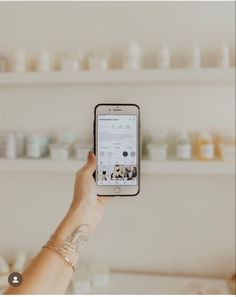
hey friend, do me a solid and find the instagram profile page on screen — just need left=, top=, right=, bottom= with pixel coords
left=97, top=114, right=137, bottom=186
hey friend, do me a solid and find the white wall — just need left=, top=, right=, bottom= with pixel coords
left=0, top=2, right=235, bottom=278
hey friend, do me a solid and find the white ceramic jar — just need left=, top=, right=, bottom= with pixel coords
left=123, top=42, right=143, bottom=70
left=36, top=49, right=52, bottom=72
left=50, top=143, right=70, bottom=160
left=26, top=134, right=41, bottom=159
left=88, top=56, right=108, bottom=71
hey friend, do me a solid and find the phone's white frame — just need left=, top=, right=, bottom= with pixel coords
left=94, top=104, right=140, bottom=197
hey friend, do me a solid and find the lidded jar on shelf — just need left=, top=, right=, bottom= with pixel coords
left=26, top=133, right=42, bottom=159
left=147, top=130, right=168, bottom=161
left=123, top=42, right=143, bottom=70
left=35, top=48, right=52, bottom=72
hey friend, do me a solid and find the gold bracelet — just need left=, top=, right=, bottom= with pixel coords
left=43, top=245, right=76, bottom=272
left=43, top=224, right=91, bottom=273
left=43, top=235, right=76, bottom=272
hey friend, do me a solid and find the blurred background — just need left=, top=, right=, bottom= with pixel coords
left=0, top=1, right=235, bottom=294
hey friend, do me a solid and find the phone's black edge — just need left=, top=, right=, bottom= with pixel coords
left=94, top=103, right=140, bottom=110
left=93, top=103, right=141, bottom=197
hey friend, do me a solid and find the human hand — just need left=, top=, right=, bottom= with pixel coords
left=68, top=151, right=106, bottom=232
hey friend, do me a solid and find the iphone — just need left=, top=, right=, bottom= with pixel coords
left=94, top=104, right=140, bottom=196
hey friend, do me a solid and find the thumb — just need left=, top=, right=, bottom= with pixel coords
left=84, top=151, right=97, bottom=174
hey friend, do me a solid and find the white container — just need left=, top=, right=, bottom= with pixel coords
left=158, top=45, right=170, bottom=69
left=74, top=143, right=93, bottom=160
left=50, top=143, right=69, bottom=160
left=147, top=143, right=168, bottom=161
left=188, top=46, right=201, bottom=68
left=5, top=132, right=17, bottom=159
left=74, top=51, right=85, bottom=70
left=26, top=134, right=41, bottom=159
left=36, top=49, right=52, bottom=72
left=60, top=57, right=79, bottom=72
left=217, top=43, right=230, bottom=68
left=88, top=56, right=108, bottom=71
left=11, top=47, right=27, bottom=72
left=176, top=130, right=191, bottom=160
left=148, top=130, right=168, bottom=161
left=123, top=42, right=143, bottom=70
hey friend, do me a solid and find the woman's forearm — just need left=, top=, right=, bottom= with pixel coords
left=4, top=210, right=84, bottom=294
left=4, top=152, right=105, bottom=295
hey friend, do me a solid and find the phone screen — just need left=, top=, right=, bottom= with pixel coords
left=97, top=114, right=138, bottom=186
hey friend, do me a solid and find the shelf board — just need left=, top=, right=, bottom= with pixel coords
left=0, top=68, right=235, bottom=86
left=0, top=159, right=234, bottom=176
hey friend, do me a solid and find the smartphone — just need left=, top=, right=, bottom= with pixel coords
left=94, top=103, right=140, bottom=196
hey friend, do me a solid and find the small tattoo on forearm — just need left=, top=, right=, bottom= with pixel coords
left=65, top=224, right=91, bottom=253
left=43, top=224, right=91, bottom=272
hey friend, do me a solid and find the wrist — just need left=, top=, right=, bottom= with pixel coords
left=54, top=209, right=86, bottom=239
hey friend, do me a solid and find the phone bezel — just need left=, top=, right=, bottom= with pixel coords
left=94, top=103, right=140, bottom=197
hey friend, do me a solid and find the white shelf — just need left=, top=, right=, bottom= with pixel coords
left=0, top=159, right=234, bottom=176
left=0, top=68, right=235, bottom=86
left=0, top=272, right=229, bottom=294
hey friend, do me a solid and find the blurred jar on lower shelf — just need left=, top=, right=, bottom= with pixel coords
left=26, top=133, right=49, bottom=159
left=60, top=51, right=84, bottom=72
left=123, top=42, right=143, bottom=70
left=35, top=48, right=52, bottom=72
left=88, top=53, right=110, bottom=71
left=147, top=130, right=168, bottom=161
left=0, top=131, right=26, bottom=159
left=50, top=143, right=70, bottom=160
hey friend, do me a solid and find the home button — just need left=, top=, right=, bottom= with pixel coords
left=114, top=186, right=121, bottom=194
